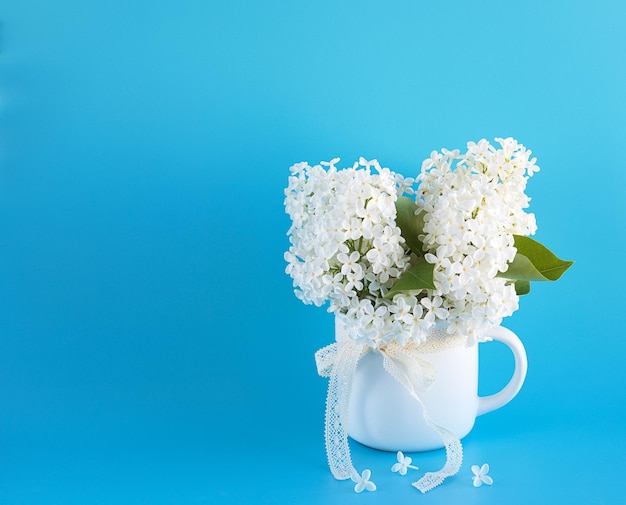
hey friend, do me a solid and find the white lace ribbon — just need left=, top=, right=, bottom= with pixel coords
left=315, top=334, right=464, bottom=493
left=315, top=339, right=368, bottom=480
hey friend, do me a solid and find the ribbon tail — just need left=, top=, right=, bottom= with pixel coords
left=381, top=349, right=463, bottom=493
left=411, top=413, right=463, bottom=493
left=320, top=342, right=367, bottom=480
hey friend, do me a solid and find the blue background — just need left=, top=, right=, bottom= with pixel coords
left=1, top=1, right=625, bottom=503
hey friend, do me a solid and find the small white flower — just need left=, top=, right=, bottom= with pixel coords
left=391, top=451, right=419, bottom=476
left=320, top=157, right=340, bottom=168
left=471, top=463, right=493, bottom=487
left=351, top=469, right=377, bottom=493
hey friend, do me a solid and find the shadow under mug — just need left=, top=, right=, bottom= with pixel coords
left=347, top=326, right=528, bottom=452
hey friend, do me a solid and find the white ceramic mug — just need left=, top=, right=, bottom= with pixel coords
left=347, top=326, right=528, bottom=452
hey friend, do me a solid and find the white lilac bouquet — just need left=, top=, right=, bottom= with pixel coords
left=284, top=138, right=572, bottom=348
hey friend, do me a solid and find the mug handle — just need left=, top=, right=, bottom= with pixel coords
left=477, top=326, right=528, bottom=416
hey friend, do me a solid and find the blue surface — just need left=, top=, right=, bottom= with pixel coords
left=1, top=1, right=625, bottom=503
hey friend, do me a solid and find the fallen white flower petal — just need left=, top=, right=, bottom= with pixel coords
left=351, top=469, right=377, bottom=493
left=391, top=451, right=419, bottom=476
left=471, top=463, right=493, bottom=487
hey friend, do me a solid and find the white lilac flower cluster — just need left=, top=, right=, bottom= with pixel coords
left=417, top=138, right=538, bottom=342
left=284, top=138, right=539, bottom=348
left=284, top=157, right=421, bottom=347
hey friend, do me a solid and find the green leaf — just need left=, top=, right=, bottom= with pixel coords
left=395, top=196, right=426, bottom=256
left=514, top=280, right=531, bottom=296
left=385, top=260, right=435, bottom=298
left=499, top=235, right=574, bottom=282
